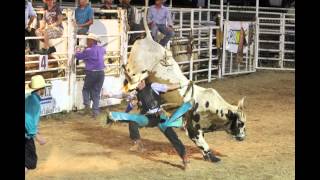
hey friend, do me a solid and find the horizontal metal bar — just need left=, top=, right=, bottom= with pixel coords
left=25, top=67, right=67, bottom=74
left=223, top=71, right=255, bottom=76
left=25, top=58, right=68, bottom=64
left=259, top=17, right=281, bottom=20
left=25, top=77, right=67, bottom=84
left=259, top=31, right=281, bottom=35
left=283, top=59, right=295, bottom=62
left=285, top=24, right=295, bottom=27
left=25, top=53, right=68, bottom=57
left=259, top=23, right=281, bottom=26
left=259, top=48, right=280, bottom=52
left=259, top=40, right=280, bottom=43
left=258, top=57, right=280, bottom=61
left=77, top=34, right=120, bottom=38
left=284, top=50, right=295, bottom=53
left=259, top=29, right=280, bottom=33
left=25, top=36, right=68, bottom=40
left=256, top=67, right=295, bottom=71
left=177, top=57, right=218, bottom=65
left=284, top=42, right=295, bottom=45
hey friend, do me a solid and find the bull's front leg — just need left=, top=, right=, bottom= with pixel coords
left=185, top=112, right=221, bottom=163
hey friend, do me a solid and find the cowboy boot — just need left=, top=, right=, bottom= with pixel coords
left=79, top=105, right=91, bottom=116
left=182, top=154, right=190, bottom=170
left=129, top=139, right=146, bottom=152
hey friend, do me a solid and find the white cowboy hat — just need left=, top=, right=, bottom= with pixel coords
left=87, top=33, right=101, bottom=43
left=128, top=71, right=149, bottom=91
left=25, top=75, right=51, bottom=94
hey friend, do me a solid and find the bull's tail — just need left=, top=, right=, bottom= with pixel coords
left=143, top=0, right=152, bottom=40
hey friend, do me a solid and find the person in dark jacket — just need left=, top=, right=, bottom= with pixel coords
left=104, top=71, right=192, bottom=169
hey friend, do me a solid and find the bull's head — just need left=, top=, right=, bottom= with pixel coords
left=226, top=97, right=247, bottom=141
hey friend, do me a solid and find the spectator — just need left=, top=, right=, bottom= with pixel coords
left=35, top=0, right=63, bottom=55
left=25, top=75, right=49, bottom=174
left=119, top=0, right=144, bottom=44
left=147, top=0, right=175, bottom=47
left=25, top=0, right=37, bottom=52
left=98, top=0, right=117, bottom=19
left=118, top=0, right=135, bottom=29
left=197, top=0, right=206, bottom=8
left=100, top=0, right=114, bottom=9
left=75, top=0, right=94, bottom=35
left=75, top=33, right=106, bottom=118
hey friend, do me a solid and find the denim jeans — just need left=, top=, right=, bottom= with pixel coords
left=83, top=70, right=105, bottom=115
left=151, top=24, right=175, bottom=47
left=127, top=115, right=186, bottom=158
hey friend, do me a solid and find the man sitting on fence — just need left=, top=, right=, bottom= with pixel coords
left=35, top=0, right=63, bottom=55
left=25, top=75, right=49, bottom=174
left=147, top=0, right=175, bottom=47
left=75, top=33, right=106, bottom=118
left=75, top=0, right=94, bottom=35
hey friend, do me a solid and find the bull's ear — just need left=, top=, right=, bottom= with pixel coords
left=237, top=96, right=246, bottom=110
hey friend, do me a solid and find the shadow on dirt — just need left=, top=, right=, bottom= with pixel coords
left=71, top=121, right=203, bottom=169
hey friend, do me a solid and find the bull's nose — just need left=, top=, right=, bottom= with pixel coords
left=236, top=136, right=244, bottom=141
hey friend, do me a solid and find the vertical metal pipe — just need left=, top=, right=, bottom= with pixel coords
left=208, top=27, right=213, bottom=82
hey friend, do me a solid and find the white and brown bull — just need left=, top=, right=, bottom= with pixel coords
left=123, top=0, right=247, bottom=163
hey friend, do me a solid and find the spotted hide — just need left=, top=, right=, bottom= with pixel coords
left=124, top=0, right=247, bottom=163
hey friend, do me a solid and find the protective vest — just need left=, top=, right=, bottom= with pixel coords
left=137, top=84, right=161, bottom=114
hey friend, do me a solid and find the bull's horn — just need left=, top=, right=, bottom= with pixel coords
left=143, top=0, right=152, bottom=40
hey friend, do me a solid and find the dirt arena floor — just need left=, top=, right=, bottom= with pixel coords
left=26, top=71, right=295, bottom=180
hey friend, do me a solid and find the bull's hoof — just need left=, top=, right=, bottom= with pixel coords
left=106, top=113, right=113, bottom=125
left=204, top=151, right=221, bottom=163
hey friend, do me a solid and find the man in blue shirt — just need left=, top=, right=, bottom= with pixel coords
left=75, top=0, right=94, bottom=35
left=25, top=75, right=50, bottom=174
left=147, top=0, right=175, bottom=47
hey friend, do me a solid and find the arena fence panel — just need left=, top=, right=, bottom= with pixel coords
left=25, top=4, right=294, bottom=116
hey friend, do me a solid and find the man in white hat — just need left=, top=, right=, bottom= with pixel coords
left=75, top=33, right=106, bottom=118
left=25, top=75, right=49, bottom=174
left=105, top=71, right=192, bottom=169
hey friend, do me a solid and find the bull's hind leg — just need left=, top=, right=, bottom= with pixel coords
left=185, top=113, right=221, bottom=163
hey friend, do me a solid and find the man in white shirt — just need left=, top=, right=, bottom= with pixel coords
left=147, top=0, right=175, bottom=47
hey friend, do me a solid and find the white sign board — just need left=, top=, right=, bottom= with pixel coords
left=226, top=21, right=251, bottom=53
left=39, top=55, right=48, bottom=70
left=40, top=80, right=69, bottom=116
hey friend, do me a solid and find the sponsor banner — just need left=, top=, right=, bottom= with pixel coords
left=226, top=21, right=252, bottom=53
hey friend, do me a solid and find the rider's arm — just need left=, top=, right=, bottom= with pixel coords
left=151, top=83, right=179, bottom=93
left=151, top=81, right=190, bottom=93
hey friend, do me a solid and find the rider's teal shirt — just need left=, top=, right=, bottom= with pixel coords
left=25, top=92, right=41, bottom=139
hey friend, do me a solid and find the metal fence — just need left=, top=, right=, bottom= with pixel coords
left=25, top=5, right=295, bottom=116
